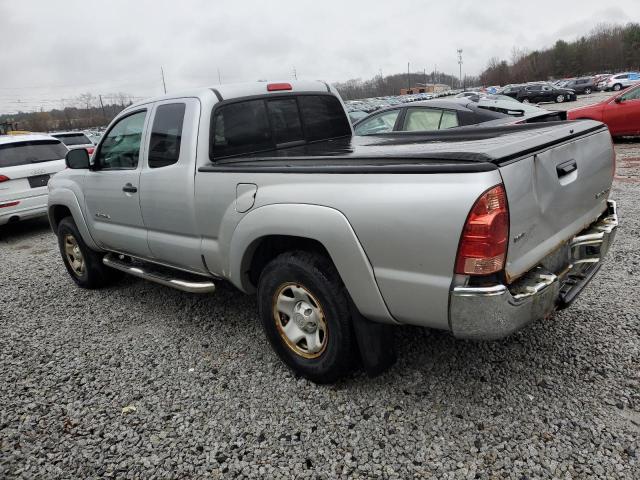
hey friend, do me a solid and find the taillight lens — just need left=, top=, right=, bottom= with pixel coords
left=86, top=147, right=95, bottom=155
left=0, top=175, right=9, bottom=182
left=455, top=185, right=509, bottom=275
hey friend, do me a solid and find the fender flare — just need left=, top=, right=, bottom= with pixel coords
left=47, top=188, right=102, bottom=251
left=229, top=203, right=397, bottom=325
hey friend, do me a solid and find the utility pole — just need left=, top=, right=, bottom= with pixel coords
left=161, top=66, right=167, bottom=94
left=407, top=62, right=410, bottom=90
left=457, top=49, right=464, bottom=90
left=99, top=95, right=106, bottom=122
left=293, top=66, right=298, bottom=80
left=217, top=68, right=222, bottom=85
left=424, top=67, right=427, bottom=88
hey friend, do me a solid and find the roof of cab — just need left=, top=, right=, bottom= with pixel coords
left=0, top=133, right=63, bottom=145
left=125, top=80, right=332, bottom=111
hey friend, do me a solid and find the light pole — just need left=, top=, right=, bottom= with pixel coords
left=457, top=49, right=463, bottom=90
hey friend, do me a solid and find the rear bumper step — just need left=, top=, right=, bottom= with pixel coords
left=103, top=254, right=216, bottom=294
left=449, top=200, right=618, bottom=340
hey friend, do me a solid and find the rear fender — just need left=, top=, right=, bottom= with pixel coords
left=229, top=203, right=397, bottom=324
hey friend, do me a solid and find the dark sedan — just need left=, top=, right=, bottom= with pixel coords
left=516, top=84, right=577, bottom=104
left=352, top=100, right=509, bottom=135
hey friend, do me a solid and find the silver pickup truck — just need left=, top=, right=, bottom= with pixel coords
left=48, top=80, right=618, bottom=383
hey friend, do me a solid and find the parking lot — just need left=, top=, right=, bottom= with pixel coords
left=1, top=101, right=639, bottom=478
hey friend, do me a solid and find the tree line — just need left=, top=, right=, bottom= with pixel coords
left=333, top=71, right=480, bottom=101
left=480, top=23, right=640, bottom=86
left=0, top=93, right=134, bottom=132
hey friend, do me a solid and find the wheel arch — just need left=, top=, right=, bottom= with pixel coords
left=47, top=188, right=101, bottom=251
left=229, top=204, right=397, bottom=324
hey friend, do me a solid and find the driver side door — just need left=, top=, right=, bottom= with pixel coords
left=83, top=109, right=152, bottom=258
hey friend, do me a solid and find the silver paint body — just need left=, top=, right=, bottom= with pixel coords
left=47, top=81, right=616, bottom=335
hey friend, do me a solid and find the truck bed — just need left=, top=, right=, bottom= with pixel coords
left=200, top=120, right=607, bottom=173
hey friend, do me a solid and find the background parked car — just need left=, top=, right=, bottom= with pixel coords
left=500, top=84, right=526, bottom=99
left=347, top=110, right=369, bottom=124
left=568, top=83, right=640, bottom=138
left=517, top=84, right=577, bottom=104
left=563, top=77, right=596, bottom=94
left=598, top=72, right=640, bottom=92
left=51, top=131, right=96, bottom=155
left=0, top=134, right=68, bottom=225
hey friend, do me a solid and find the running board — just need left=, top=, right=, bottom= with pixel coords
left=103, top=254, right=216, bottom=294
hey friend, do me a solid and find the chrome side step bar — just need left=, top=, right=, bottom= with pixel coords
left=103, top=254, right=216, bottom=294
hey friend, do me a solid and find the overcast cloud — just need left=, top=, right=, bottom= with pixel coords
left=1, top=0, right=638, bottom=113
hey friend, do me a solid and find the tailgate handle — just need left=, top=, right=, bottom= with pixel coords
left=556, top=159, right=577, bottom=178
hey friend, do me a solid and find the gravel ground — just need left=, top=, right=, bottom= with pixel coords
left=1, top=141, right=639, bottom=479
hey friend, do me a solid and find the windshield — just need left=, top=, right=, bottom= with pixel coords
left=0, top=140, right=67, bottom=167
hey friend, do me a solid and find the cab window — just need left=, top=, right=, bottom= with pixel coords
left=96, top=111, right=146, bottom=170
left=620, top=87, right=640, bottom=101
left=148, top=103, right=186, bottom=168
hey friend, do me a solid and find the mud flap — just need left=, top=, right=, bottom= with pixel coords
left=349, top=302, right=397, bottom=377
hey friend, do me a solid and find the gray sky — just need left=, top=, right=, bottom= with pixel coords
left=1, top=0, right=638, bottom=113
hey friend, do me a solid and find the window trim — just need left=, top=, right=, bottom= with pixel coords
left=208, top=91, right=351, bottom=161
left=93, top=108, right=147, bottom=171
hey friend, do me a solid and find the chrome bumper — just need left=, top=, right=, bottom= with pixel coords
left=449, top=200, right=618, bottom=340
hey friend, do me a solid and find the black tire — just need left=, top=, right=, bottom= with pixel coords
left=57, top=217, right=122, bottom=289
left=257, top=251, right=355, bottom=383
left=613, top=84, right=622, bottom=91
left=584, top=87, right=592, bottom=94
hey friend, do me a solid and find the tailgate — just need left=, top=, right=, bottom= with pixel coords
left=499, top=128, right=614, bottom=281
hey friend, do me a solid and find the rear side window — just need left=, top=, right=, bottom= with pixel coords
left=148, top=103, right=186, bottom=168
left=211, top=94, right=351, bottom=159
left=0, top=140, right=67, bottom=167
left=53, top=133, right=92, bottom=146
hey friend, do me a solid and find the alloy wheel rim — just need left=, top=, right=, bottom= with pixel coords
left=63, top=234, right=85, bottom=277
left=557, top=95, right=564, bottom=102
left=272, top=283, right=328, bottom=359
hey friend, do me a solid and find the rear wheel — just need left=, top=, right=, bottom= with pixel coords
left=613, top=83, right=622, bottom=91
left=584, top=87, right=592, bottom=94
left=555, top=95, right=565, bottom=103
left=57, top=217, right=122, bottom=289
left=521, top=98, right=531, bottom=104
left=257, top=251, right=355, bottom=383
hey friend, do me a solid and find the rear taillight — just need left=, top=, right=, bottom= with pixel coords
left=86, top=147, right=95, bottom=155
left=0, top=175, right=9, bottom=183
left=267, top=82, right=292, bottom=92
left=0, top=200, right=20, bottom=208
left=455, top=185, right=509, bottom=275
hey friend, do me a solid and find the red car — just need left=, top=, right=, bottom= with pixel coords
left=568, top=83, right=640, bottom=137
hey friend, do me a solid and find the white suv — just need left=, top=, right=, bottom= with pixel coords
left=0, top=134, right=68, bottom=225
left=598, top=72, right=640, bottom=92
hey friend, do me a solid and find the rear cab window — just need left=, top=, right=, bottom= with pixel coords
left=148, top=103, right=186, bottom=168
left=210, top=94, right=350, bottom=159
left=0, top=140, right=67, bottom=168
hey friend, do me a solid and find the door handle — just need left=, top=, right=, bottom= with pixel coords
left=122, top=183, right=138, bottom=193
left=557, top=160, right=577, bottom=177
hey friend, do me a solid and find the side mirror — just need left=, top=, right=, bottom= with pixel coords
left=66, top=148, right=90, bottom=169
left=614, top=97, right=623, bottom=104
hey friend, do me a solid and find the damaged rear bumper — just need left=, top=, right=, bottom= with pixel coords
left=449, top=200, right=618, bottom=340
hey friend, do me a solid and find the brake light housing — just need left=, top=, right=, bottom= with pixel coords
left=86, top=147, right=95, bottom=155
left=455, top=185, right=509, bottom=275
left=267, top=82, right=292, bottom=92
left=0, top=175, right=9, bottom=183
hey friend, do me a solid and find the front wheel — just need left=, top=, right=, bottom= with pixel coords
left=521, top=98, right=530, bottom=104
left=57, top=217, right=122, bottom=289
left=613, top=84, right=622, bottom=91
left=584, top=87, right=592, bottom=94
left=257, top=251, right=355, bottom=383
left=555, top=95, right=565, bottom=103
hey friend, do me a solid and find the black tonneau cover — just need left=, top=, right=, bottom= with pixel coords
left=199, top=120, right=606, bottom=174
